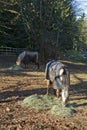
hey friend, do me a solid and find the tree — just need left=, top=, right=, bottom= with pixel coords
left=0, top=0, right=29, bottom=48
left=0, top=0, right=84, bottom=60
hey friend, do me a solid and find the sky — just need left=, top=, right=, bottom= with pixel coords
left=75, top=0, right=87, bottom=17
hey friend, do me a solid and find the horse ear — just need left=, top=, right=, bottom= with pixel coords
left=59, top=68, right=64, bottom=76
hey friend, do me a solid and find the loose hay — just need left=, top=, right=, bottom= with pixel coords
left=8, top=64, right=24, bottom=70
left=51, top=104, right=76, bottom=116
left=22, top=94, right=76, bottom=116
left=22, top=94, right=56, bottom=110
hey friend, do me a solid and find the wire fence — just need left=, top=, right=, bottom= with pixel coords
left=0, top=47, right=27, bottom=56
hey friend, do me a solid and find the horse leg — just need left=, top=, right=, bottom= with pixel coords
left=56, top=89, right=61, bottom=98
left=46, top=80, right=51, bottom=95
left=61, top=88, right=69, bottom=106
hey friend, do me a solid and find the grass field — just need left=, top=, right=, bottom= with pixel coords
left=0, top=56, right=87, bottom=130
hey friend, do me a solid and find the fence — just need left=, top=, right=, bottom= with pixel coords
left=0, top=47, right=27, bottom=56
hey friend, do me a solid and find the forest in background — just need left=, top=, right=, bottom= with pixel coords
left=0, top=0, right=87, bottom=60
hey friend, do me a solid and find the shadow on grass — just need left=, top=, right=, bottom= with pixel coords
left=0, top=69, right=44, bottom=77
left=0, top=88, right=47, bottom=103
left=0, top=80, right=87, bottom=108
left=0, top=56, right=87, bottom=73
left=62, top=61, right=87, bottom=74
left=69, top=80, right=87, bottom=108
left=70, top=81, right=87, bottom=96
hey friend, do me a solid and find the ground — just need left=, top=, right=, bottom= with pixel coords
left=0, top=56, right=87, bottom=130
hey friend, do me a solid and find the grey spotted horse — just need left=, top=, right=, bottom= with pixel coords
left=45, top=60, right=70, bottom=106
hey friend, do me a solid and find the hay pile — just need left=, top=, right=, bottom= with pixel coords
left=51, top=104, right=76, bottom=116
left=22, top=94, right=76, bottom=116
left=8, top=64, right=24, bottom=70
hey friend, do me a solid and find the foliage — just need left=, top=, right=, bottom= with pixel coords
left=0, top=0, right=29, bottom=48
left=65, top=50, right=86, bottom=62
left=0, top=0, right=86, bottom=60
left=81, top=19, right=87, bottom=49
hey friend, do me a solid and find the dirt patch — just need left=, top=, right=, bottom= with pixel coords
left=0, top=56, right=87, bottom=130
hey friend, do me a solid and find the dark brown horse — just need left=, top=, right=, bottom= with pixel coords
left=16, top=51, right=39, bottom=69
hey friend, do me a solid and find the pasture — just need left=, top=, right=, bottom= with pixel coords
left=0, top=56, right=87, bottom=130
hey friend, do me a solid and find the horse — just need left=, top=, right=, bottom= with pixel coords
left=16, top=51, right=39, bottom=69
left=45, top=60, right=70, bottom=106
